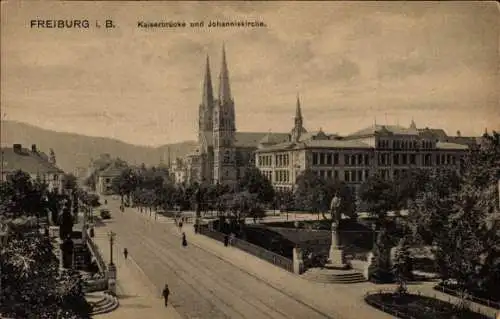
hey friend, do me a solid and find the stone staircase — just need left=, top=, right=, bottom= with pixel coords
left=301, top=267, right=366, bottom=284
left=88, top=292, right=119, bottom=316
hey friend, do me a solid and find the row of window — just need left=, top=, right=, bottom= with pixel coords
left=275, top=170, right=290, bottom=183
left=258, top=155, right=273, bottom=167
left=275, top=154, right=290, bottom=167
left=312, top=153, right=370, bottom=166
left=377, top=140, right=434, bottom=150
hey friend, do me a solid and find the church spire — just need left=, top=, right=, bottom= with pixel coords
left=218, top=43, right=232, bottom=103
left=202, top=54, right=214, bottom=107
left=291, top=93, right=307, bottom=141
left=295, top=93, right=303, bottom=120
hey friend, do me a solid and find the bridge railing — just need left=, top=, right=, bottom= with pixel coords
left=198, top=226, right=293, bottom=273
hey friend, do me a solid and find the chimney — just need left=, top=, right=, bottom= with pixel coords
left=13, top=144, right=22, bottom=153
left=456, top=130, right=461, bottom=137
left=31, top=144, right=37, bottom=153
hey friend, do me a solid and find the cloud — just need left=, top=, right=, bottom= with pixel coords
left=1, top=1, right=499, bottom=146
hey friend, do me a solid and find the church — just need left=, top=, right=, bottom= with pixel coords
left=173, top=45, right=295, bottom=187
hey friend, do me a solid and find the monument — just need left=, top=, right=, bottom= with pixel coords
left=325, top=194, right=348, bottom=269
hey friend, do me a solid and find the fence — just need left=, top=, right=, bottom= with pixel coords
left=364, top=289, right=497, bottom=319
left=199, top=227, right=294, bottom=273
left=85, top=230, right=107, bottom=275
left=434, top=284, right=500, bottom=310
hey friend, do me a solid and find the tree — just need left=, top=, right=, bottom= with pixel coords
left=368, top=227, right=394, bottom=283
left=238, top=167, right=275, bottom=204
left=62, top=173, right=78, bottom=193
left=0, top=219, right=91, bottom=318
left=407, top=170, right=461, bottom=245
left=111, top=167, right=138, bottom=203
left=359, top=174, right=398, bottom=226
left=392, top=234, right=414, bottom=293
left=294, top=170, right=356, bottom=220
left=429, top=131, right=500, bottom=298
left=0, top=170, right=48, bottom=219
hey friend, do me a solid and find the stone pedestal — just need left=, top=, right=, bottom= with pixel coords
left=325, top=247, right=347, bottom=269
left=293, top=247, right=304, bottom=274
left=107, top=263, right=117, bottom=295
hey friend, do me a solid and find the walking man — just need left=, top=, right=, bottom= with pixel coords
left=123, top=248, right=128, bottom=260
left=162, top=284, right=170, bottom=307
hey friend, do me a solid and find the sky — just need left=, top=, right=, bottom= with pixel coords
left=1, top=1, right=499, bottom=146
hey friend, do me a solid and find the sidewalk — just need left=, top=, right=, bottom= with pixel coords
left=90, top=225, right=182, bottom=319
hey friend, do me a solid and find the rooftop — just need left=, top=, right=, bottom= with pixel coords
left=1, top=146, right=63, bottom=175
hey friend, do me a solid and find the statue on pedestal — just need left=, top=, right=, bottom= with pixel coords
left=326, top=194, right=347, bottom=269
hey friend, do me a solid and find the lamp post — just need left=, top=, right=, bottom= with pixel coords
left=107, top=230, right=117, bottom=295
left=107, top=230, right=116, bottom=265
left=372, top=223, right=377, bottom=249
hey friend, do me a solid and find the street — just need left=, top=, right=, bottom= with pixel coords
left=100, top=198, right=334, bottom=319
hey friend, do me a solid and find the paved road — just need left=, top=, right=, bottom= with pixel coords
left=102, top=199, right=334, bottom=319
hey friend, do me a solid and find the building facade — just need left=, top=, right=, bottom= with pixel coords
left=174, top=45, right=475, bottom=193
left=255, top=120, right=470, bottom=194
left=0, top=143, right=65, bottom=192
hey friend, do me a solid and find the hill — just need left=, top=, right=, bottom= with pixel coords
left=1, top=120, right=197, bottom=174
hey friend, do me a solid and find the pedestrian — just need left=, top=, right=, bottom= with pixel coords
left=162, top=284, right=170, bottom=307
left=229, top=232, right=235, bottom=246
left=224, top=234, right=229, bottom=247
left=182, top=232, right=188, bottom=247
left=179, top=221, right=183, bottom=230
left=123, top=248, right=128, bottom=260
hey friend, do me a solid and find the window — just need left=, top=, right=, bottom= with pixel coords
left=319, top=153, right=325, bottom=165
left=393, top=154, right=399, bottom=165
left=224, top=151, right=230, bottom=163
left=351, top=155, right=356, bottom=166
left=358, top=154, right=363, bottom=165
left=364, top=170, right=370, bottom=180
left=364, top=154, right=370, bottom=165
left=344, top=155, right=350, bottom=165
left=357, top=170, right=363, bottom=182
left=402, top=154, right=407, bottom=165
left=313, top=152, right=318, bottom=165
left=334, top=170, right=339, bottom=180
left=436, top=155, right=441, bottom=165
left=326, top=153, right=332, bottom=165
left=344, top=171, right=350, bottom=182
left=410, top=154, right=416, bottom=165
left=327, top=170, right=332, bottom=178
left=334, top=154, right=339, bottom=165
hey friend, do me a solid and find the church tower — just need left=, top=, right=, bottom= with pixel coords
left=291, top=93, right=307, bottom=141
left=199, top=55, right=214, bottom=141
left=213, top=44, right=237, bottom=186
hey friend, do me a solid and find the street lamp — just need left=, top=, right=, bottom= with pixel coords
left=107, top=231, right=116, bottom=265
left=372, top=223, right=377, bottom=249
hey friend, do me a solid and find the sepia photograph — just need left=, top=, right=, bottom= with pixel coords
left=1, top=1, right=499, bottom=319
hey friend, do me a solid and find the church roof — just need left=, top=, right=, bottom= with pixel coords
left=201, top=131, right=289, bottom=149
left=259, top=132, right=290, bottom=145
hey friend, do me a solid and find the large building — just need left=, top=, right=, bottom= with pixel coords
left=255, top=118, right=471, bottom=194
left=0, top=143, right=65, bottom=192
left=178, top=45, right=289, bottom=186
left=175, top=45, right=475, bottom=192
